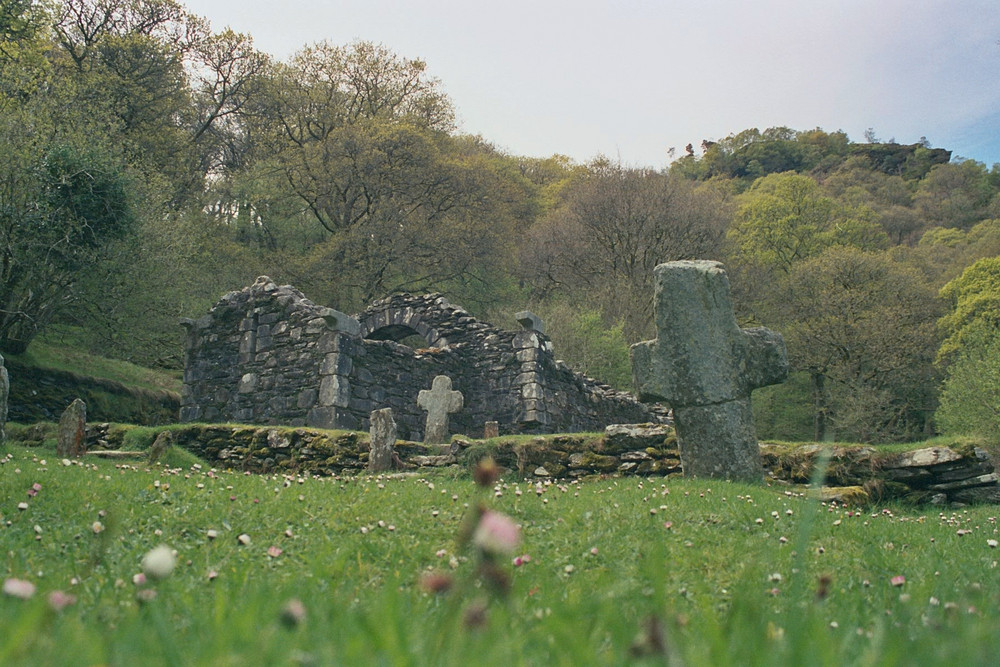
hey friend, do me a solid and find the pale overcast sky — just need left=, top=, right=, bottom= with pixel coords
left=182, top=0, right=1000, bottom=168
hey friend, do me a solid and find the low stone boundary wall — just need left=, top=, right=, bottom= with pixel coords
left=760, top=442, right=1000, bottom=504
left=162, top=425, right=1000, bottom=504
left=10, top=422, right=999, bottom=505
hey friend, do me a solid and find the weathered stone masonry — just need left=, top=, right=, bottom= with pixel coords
left=180, top=277, right=656, bottom=438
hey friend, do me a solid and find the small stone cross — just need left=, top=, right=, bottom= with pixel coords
left=417, top=375, right=464, bottom=445
left=630, top=260, right=787, bottom=481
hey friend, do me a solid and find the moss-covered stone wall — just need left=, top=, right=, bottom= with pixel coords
left=24, top=422, right=995, bottom=506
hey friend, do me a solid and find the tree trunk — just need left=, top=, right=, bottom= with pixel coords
left=811, top=372, right=828, bottom=442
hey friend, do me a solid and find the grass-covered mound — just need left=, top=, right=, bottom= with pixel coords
left=3, top=342, right=180, bottom=425
left=2, top=442, right=1000, bottom=665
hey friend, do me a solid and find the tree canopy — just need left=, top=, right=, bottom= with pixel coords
left=4, top=1, right=1000, bottom=444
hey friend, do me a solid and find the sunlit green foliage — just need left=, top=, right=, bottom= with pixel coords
left=728, top=172, right=887, bottom=274
left=936, top=324, right=1000, bottom=441
left=938, top=256, right=1000, bottom=362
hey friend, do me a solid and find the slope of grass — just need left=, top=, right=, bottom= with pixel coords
left=2, top=442, right=999, bottom=665
left=7, top=339, right=181, bottom=395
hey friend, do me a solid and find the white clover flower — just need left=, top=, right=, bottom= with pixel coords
left=141, top=545, right=177, bottom=580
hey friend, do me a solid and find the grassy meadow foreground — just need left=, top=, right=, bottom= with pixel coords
left=2, top=443, right=999, bottom=666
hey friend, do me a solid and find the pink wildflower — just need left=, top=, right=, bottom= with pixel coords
left=891, top=575, right=906, bottom=587
left=48, top=590, right=77, bottom=611
left=472, top=510, right=521, bottom=556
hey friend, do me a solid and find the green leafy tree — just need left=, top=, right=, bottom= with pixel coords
left=936, top=324, right=1000, bottom=441
left=521, top=160, right=729, bottom=339
left=262, top=41, right=456, bottom=234
left=527, top=303, right=632, bottom=390
left=215, top=41, right=536, bottom=310
left=914, top=161, right=999, bottom=230
left=0, top=139, right=137, bottom=353
left=728, top=172, right=887, bottom=275
left=938, top=256, right=1000, bottom=361
left=822, top=156, right=922, bottom=243
left=768, top=247, right=940, bottom=442
left=671, top=127, right=849, bottom=182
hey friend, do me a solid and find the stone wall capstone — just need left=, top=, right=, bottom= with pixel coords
left=180, top=278, right=659, bottom=437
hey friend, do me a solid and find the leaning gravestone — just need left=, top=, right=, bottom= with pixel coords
left=417, top=375, right=463, bottom=445
left=368, top=408, right=398, bottom=472
left=57, top=398, right=88, bottom=458
left=630, top=260, right=788, bottom=481
left=148, top=430, right=173, bottom=464
left=0, top=353, right=8, bottom=442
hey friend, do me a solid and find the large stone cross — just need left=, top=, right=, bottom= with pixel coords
left=417, top=375, right=464, bottom=445
left=630, top=260, right=787, bottom=481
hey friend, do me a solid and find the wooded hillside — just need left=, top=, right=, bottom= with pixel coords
left=3, top=0, right=1000, bottom=444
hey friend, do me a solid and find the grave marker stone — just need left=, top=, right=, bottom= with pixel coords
left=148, top=431, right=173, bottom=464
left=417, top=375, right=463, bottom=445
left=368, top=408, right=398, bottom=472
left=57, top=398, right=88, bottom=458
left=483, top=421, right=499, bottom=439
left=631, top=260, right=787, bottom=481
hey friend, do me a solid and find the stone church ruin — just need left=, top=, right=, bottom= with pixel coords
left=180, top=277, right=656, bottom=439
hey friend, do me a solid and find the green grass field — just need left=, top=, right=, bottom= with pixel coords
left=2, top=442, right=999, bottom=666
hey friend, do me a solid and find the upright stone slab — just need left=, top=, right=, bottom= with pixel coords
left=483, top=421, right=499, bottom=439
left=148, top=431, right=173, bottom=464
left=368, top=408, right=398, bottom=473
left=0, top=353, right=8, bottom=442
left=57, top=398, right=88, bottom=458
left=630, top=260, right=787, bottom=481
left=417, top=375, right=463, bottom=445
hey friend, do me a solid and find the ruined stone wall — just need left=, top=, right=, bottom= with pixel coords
left=180, top=278, right=657, bottom=437
left=51, top=423, right=998, bottom=506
